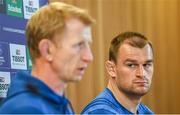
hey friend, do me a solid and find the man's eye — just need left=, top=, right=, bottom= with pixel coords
left=144, top=63, right=152, bottom=68
left=77, top=42, right=85, bottom=48
left=127, top=64, right=136, bottom=68
left=73, top=41, right=86, bottom=52
left=73, top=42, right=82, bottom=48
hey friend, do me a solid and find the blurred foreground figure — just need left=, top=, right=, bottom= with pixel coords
left=0, top=2, right=94, bottom=114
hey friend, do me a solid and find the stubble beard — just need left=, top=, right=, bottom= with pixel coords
left=118, top=84, right=151, bottom=99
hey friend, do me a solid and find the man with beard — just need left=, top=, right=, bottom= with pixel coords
left=82, top=31, right=154, bottom=114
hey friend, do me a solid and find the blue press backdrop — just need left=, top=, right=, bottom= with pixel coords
left=0, top=0, right=48, bottom=101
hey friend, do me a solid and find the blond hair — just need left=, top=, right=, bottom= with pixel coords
left=26, top=2, right=94, bottom=63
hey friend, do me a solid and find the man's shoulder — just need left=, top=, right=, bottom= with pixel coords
left=138, top=103, right=154, bottom=114
left=0, top=104, right=44, bottom=114
left=81, top=97, right=118, bottom=114
left=0, top=94, right=44, bottom=114
left=0, top=91, right=46, bottom=113
left=81, top=88, right=122, bottom=114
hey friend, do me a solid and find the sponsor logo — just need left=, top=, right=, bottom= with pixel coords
left=6, top=0, right=23, bottom=17
left=10, top=43, right=27, bottom=70
left=29, top=0, right=33, bottom=6
left=2, top=26, right=25, bottom=34
left=16, top=49, right=20, bottom=55
left=8, top=4, right=21, bottom=13
left=12, top=56, right=25, bottom=63
left=0, top=76, right=5, bottom=82
left=23, top=0, right=39, bottom=19
left=0, top=84, right=9, bottom=91
left=0, top=71, right=10, bottom=98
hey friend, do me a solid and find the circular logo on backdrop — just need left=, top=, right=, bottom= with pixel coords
left=0, top=77, right=5, bottom=82
left=28, top=0, right=33, bottom=6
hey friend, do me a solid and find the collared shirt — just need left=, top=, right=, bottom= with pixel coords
left=81, top=88, right=153, bottom=114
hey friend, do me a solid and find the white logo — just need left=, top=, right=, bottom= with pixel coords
left=7, top=4, right=22, bottom=14
left=10, top=43, right=27, bottom=70
left=23, top=0, right=39, bottom=19
left=0, top=71, right=11, bottom=98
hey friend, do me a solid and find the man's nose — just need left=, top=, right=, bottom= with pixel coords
left=136, top=66, right=146, bottom=78
left=81, top=45, right=93, bottom=63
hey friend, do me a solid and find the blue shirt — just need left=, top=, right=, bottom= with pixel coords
left=81, top=88, right=153, bottom=114
left=0, top=71, right=74, bottom=114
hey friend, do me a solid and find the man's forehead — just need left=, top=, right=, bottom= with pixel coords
left=118, top=44, right=153, bottom=61
left=119, top=43, right=153, bottom=53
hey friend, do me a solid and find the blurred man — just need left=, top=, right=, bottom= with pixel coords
left=0, top=2, right=94, bottom=114
left=82, top=32, right=154, bottom=114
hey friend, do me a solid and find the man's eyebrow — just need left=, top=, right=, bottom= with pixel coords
left=124, top=59, right=138, bottom=63
left=124, top=59, right=154, bottom=63
left=146, top=59, right=154, bottom=63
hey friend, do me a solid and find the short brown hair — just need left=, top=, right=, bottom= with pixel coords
left=109, top=31, right=153, bottom=63
left=26, top=2, right=95, bottom=63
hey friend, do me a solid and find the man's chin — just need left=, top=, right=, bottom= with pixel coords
left=63, top=75, right=83, bottom=83
left=135, top=89, right=149, bottom=96
left=71, top=75, right=83, bottom=82
left=75, top=76, right=83, bottom=81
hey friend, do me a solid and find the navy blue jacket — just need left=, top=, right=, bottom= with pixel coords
left=81, top=88, right=153, bottom=114
left=0, top=71, right=74, bottom=114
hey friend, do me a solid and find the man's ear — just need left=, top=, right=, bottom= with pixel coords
left=105, top=60, right=116, bottom=78
left=38, top=39, right=54, bottom=62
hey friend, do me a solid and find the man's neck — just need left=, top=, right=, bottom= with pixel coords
left=31, top=59, right=67, bottom=96
left=107, top=79, right=141, bottom=113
